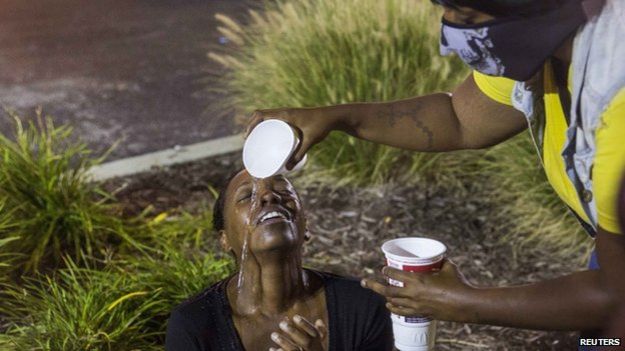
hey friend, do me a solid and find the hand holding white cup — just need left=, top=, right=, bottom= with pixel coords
left=243, top=120, right=308, bottom=179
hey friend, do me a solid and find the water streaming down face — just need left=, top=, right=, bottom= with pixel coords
left=237, top=181, right=261, bottom=290
left=237, top=237, right=250, bottom=289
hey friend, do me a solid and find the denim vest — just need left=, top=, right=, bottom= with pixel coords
left=510, top=0, right=625, bottom=236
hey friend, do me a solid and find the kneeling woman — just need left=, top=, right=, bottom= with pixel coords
left=166, top=170, right=392, bottom=351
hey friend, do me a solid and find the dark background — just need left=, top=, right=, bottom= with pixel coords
left=0, top=0, right=247, bottom=160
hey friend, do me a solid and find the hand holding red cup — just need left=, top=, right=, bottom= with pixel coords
left=380, top=238, right=447, bottom=351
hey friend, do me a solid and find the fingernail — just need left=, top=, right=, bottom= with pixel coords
left=382, top=267, right=388, bottom=275
left=360, top=280, right=367, bottom=287
left=271, top=332, right=279, bottom=341
left=293, top=315, right=301, bottom=322
left=279, top=321, right=288, bottom=330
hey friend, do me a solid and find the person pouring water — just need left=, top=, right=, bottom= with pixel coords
left=247, top=0, right=625, bottom=336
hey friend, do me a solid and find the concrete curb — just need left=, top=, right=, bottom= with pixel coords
left=87, top=133, right=244, bottom=181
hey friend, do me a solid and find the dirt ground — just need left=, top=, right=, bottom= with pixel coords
left=102, top=152, right=591, bottom=350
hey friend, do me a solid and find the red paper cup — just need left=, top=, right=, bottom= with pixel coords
left=381, top=237, right=446, bottom=351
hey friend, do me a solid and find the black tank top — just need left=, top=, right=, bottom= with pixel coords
left=165, top=269, right=393, bottom=351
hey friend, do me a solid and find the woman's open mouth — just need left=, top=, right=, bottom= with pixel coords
left=256, top=209, right=291, bottom=226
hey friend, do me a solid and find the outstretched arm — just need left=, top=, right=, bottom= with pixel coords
left=596, top=227, right=625, bottom=333
left=362, top=259, right=613, bottom=331
left=337, top=73, right=526, bottom=151
left=248, top=73, right=527, bottom=168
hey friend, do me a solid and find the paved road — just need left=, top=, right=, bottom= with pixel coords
left=0, top=0, right=248, bottom=160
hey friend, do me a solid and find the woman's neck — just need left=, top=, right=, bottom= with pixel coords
left=227, top=252, right=309, bottom=317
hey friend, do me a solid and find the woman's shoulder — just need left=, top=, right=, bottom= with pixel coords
left=310, top=269, right=385, bottom=305
left=166, top=278, right=235, bottom=350
left=170, top=277, right=231, bottom=323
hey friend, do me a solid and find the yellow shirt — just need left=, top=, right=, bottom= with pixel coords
left=473, top=67, right=625, bottom=234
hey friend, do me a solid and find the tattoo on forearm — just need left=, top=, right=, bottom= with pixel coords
left=376, top=104, right=400, bottom=127
left=410, top=115, right=434, bottom=150
left=376, top=102, right=434, bottom=150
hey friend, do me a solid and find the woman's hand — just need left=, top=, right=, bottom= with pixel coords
left=269, top=315, right=327, bottom=351
left=246, top=108, right=337, bottom=170
left=361, top=260, right=477, bottom=323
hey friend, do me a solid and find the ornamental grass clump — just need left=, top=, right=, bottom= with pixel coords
left=0, top=110, right=137, bottom=274
left=141, top=209, right=217, bottom=250
left=117, top=210, right=233, bottom=339
left=1, top=248, right=232, bottom=349
left=0, top=259, right=164, bottom=351
left=125, top=246, right=234, bottom=332
left=210, top=0, right=469, bottom=185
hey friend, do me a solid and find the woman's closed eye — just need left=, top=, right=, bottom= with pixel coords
left=236, top=190, right=252, bottom=202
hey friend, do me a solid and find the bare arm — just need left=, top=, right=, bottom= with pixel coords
left=596, top=227, right=625, bottom=333
left=465, top=269, right=611, bottom=330
left=364, top=260, right=612, bottom=331
left=249, top=73, right=528, bottom=167
left=364, top=228, right=625, bottom=331
left=465, top=228, right=623, bottom=330
left=337, top=73, right=527, bottom=151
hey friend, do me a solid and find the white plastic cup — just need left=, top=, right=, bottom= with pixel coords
left=381, top=238, right=447, bottom=351
left=243, top=120, right=308, bottom=179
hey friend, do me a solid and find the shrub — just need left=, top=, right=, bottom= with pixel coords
left=125, top=247, right=234, bottom=334
left=210, top=0, right=469, bottom=184
left=1, top=248, right=233, bottom=350
left=0, top=235, right=21, bottom=321
left=1, top=259, right=163, bottom=351
left=140, top=210, right=217, bottom=251
left=124, top=209, right=234, bottom=333
left=0, top=201, right=22, bottom=272
left=0, top=110, right=139, bottom=274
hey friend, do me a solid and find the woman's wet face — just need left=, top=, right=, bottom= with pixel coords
left=222, top=170, right=305, bottom=256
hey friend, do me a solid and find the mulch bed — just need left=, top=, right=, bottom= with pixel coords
left=103, top=152, right=587, bottom=350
